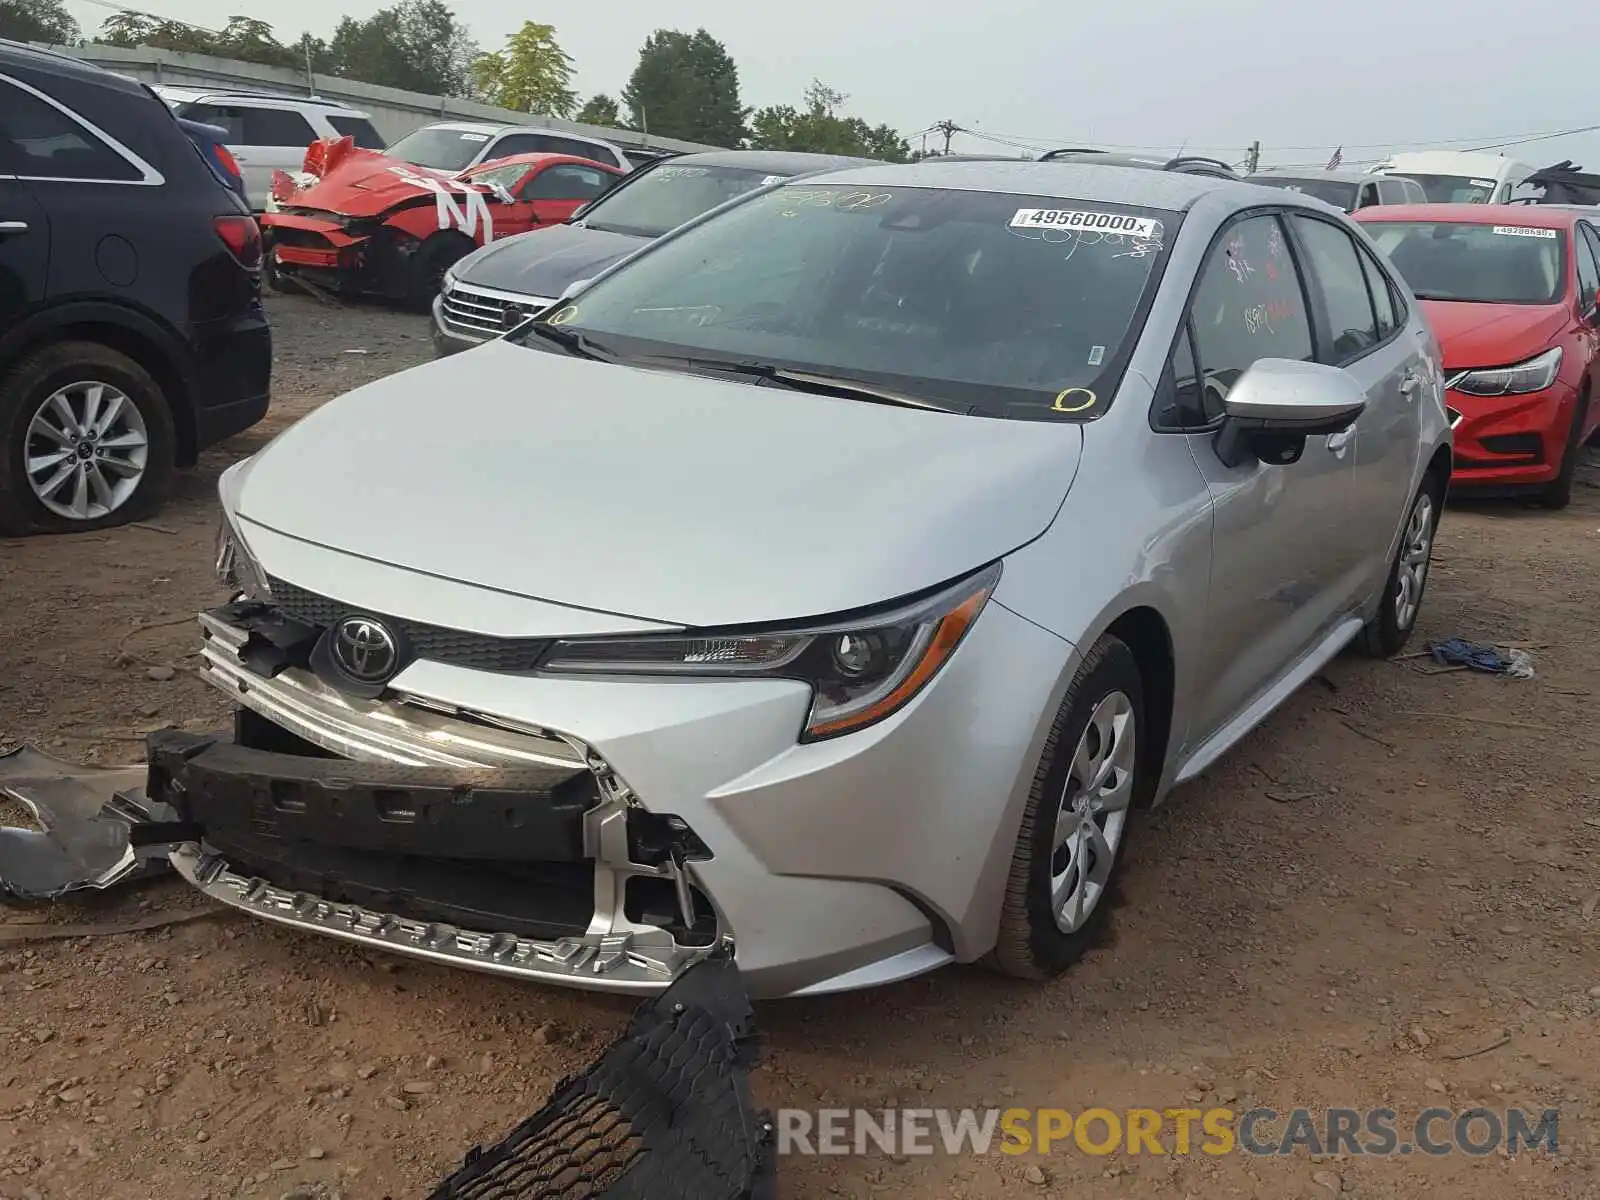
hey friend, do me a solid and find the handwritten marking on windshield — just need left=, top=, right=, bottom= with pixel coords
left=780, top=189, right=893, bottom=210
left=546, top=305, right=579, bottom=325
left=1052, top=388, right=1097, bottom=414
left=1007, top=222, right=1164, bottom=261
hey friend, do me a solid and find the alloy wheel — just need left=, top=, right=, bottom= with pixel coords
left=24, top=381, right=149, bottom=522
left=1394, top=492, right=1435, bottom=632
left=1050, top=690, right=1136, bottom=934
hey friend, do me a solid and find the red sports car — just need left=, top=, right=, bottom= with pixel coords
left=1354, top=203, right=1600, bottom=508
left=261, top=137, right=624, bottom=308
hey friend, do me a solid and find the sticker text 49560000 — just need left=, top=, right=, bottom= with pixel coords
left=1010, top=209, right=1161, bottom=238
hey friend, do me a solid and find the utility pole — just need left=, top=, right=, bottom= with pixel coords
left=1245, top=140, right=1261, bottom=174
left=933, top=119, right=960, bottom=156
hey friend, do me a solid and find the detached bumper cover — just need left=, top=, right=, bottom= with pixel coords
left=428, top=949, right=773, bottom=1200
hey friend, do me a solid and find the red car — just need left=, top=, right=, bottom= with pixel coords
left=1353, top=203, right=1600, bottom=508
left=261, top=138, right=623, bottom=308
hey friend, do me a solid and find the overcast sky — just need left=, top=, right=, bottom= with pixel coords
left=65, top=0, right=1600, bottom=170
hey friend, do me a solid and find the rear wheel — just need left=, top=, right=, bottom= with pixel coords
left=1360, top=474, right=1440, bottom=657
left=990, top=635, right=1145, bottom=980
left=1539, top=389, right=1590, bottom=510
left=0, top=342, right=176, bottom=537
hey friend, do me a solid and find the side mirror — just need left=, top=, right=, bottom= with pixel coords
left=1213, top=358, right=1367, bottom=469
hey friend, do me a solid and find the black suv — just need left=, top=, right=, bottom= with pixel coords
left=0, top=41, right=271, bottom=535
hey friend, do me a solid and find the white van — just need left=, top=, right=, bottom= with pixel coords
left=1369, top=151, right=1533, bottom=204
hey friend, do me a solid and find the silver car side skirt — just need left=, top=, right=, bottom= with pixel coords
left=1173, top=614, right=1364, bottom=785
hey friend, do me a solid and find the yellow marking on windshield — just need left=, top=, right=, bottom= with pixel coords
left=1052, top=388, right=1097, bottom=414
left=546, top=305, right=579, bottom=326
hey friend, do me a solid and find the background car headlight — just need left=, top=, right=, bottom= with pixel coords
left=1450, top=347, right=1562, bottom=397
left=539, top=563, right=1001, bottom=740
left=214, top=512, right=272, bottom=601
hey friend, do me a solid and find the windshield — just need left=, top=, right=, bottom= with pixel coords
left=520, top=184, right=1176, bottom=420
left=384, top=127, right=489, bottom=171
left=581, top=163, right=789, bottom=238
left=1252, top=176, right=1359, bottom=211
left=1401, top=174, right=1499, bottom=203
left=1364, top=221, right=1566, bottom=304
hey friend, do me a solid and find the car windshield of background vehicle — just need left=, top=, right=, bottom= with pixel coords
left=1364, top=221, right=1565, bottom=304
left=1403, top=174, right=1498, bottom=203
left=384, top=127, right=488, bottom=171
left=522, top=184, right=1176, bottom=421
left=1252, top=177, right=1359, bottom=211
left=580, top=163, right=787, bottom=238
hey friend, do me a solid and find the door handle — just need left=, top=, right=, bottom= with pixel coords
left=0, top=220, right=28, bottom=235
left=1399, top=371, right=1424, bottom=399
left=1326, top=428, right=1355, bottom=455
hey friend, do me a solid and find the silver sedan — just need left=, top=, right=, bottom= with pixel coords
left=193, top=159, right=1451, bottom=997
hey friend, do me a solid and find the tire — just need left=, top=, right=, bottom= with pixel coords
left=1538, top=389, right=1590, bottom=510
left=0, top=342, right=177, bottom=537
left=990, top=634, right=1146, bottom=980
left=1360, top=473, right=1441, bottom=658
left=408, top=233, right=474, bottom=312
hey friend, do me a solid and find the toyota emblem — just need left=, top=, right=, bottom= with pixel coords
left=332, top=616, right=400, bottom=683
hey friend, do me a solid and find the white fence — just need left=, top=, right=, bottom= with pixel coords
left=55, top=43, right=720, bottom=155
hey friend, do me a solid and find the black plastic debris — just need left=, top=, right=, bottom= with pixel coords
left=428, top=949, right=774, bottom=1200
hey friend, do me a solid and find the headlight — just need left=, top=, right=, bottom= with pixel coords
left=214, top=511, right=272, bottom=601
left=540, top=564, right=1001, bottom=741
left=1450, top=347, right=1562, bottom=397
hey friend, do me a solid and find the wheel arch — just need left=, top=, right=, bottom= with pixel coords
left=1101, top=606, right=1176, bottom=809
left=0, top=307, right=198, bottom=466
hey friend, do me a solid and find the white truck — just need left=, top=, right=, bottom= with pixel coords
left=1369, top=151, right=1533, bottom=204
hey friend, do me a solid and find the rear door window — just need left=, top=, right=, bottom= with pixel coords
left=1357, top=246, right=1398, bottom=339
left=327, top=115, right=385, bottom=149
left=1575, top=223, right=1600, bottom=310
left=0, top=80, right=143, bottom=182
left=524, top=164, right=614, bottom=200
left=1291, top=215, right=1380, bottom=363
left=240, top=108, right=317, bottom=147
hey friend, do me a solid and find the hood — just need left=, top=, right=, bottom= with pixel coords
left=271, top=139, right=482, bottom=218
left=453, top=223, right=649, bottom=298
left=1419, top=300, right=1571, bottom=369
left=234, top=340, right=1081, bottom=629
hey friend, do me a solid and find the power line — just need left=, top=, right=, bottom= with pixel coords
left=953, top=121, right=1600, bottom=156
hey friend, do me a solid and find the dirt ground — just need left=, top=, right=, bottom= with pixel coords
left=2, top=293, right=1599, bottom=1200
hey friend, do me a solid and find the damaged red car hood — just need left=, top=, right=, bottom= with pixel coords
left=271, top=138, right=488, bottom=217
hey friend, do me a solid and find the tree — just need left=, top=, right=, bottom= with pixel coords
left=1, top=0, right=78, bottom=45
left=576, top=94, right=622, bottom=128
left=621, top=29, right=745, bottom=147
left=98, top=12, right=214, bottom=55
left=747, top=81, right=910, bottom=162
left=213, top=16, right=298, bottom=69
left=323, top=0, right=477, bottom=96
left=472, top=21, right=576, bottom=117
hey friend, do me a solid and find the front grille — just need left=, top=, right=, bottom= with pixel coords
left=441, top=282, right=553, bottom=339
left=267, top=576, right=551, bottom=673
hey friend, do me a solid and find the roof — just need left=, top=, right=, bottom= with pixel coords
left=1251, top=168, right=1388, bottom=185
left=665, top=149, right=880, bottom=173
left=1374, top=150, right=1529, bottom=175
left=460, top=152, right=625, bottom=174
left=425, top=120, right=620, bottom=146
left=0, top=37, right=148, bottom=96
left=799, top=159, right=1240, bottom=210
left=1350, top=202, right=1582, bottom=228
left=154, top=85, right=358, bottom=110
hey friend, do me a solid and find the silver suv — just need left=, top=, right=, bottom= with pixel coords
left=155, top=87, right=383, bottom=210
left=1249, top=168, right=1426, bottom=213
left=381, top=121, right=632, bottom=176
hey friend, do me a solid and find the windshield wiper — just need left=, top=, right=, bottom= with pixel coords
left=686, top=360, right=956, bottom=411
left=519, top=321, right=618, bottom=362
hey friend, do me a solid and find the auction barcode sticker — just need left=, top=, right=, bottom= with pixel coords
left=1492, top=225, right=1557, bottom=239
left=1010, top=208, right=1160, bottom=237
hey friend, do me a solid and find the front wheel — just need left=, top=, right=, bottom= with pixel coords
left=989, top=635, right=1146, bottom=980
left=0, top=342, right=176, bottom=537
left=1360, top=476, right=1440, bottom=657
